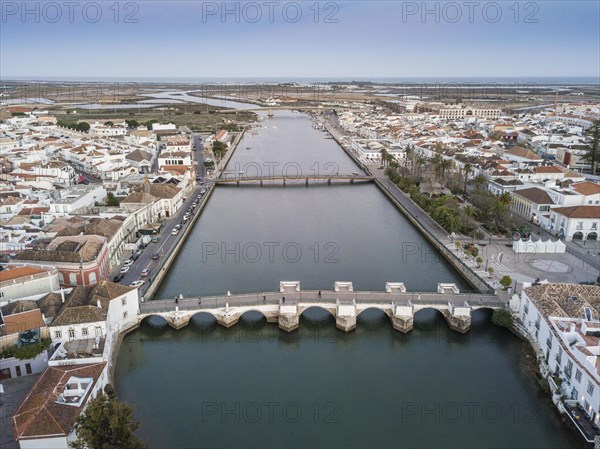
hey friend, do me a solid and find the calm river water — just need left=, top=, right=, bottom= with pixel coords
left=115, top=110, right=579, bottom=448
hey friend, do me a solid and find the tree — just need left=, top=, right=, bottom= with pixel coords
left=492, top=309, right=513, bottom=328
left=212, top=141, right=228, bottom=161
left=476, top=256, right=483, bottom=268
left=499, top=275, right=513, bottom=289
left=473, top=173, right=487, bottom=190
left=106, top=192, right=120, bottom=207
left=71, top=385, right=146, bottom=449
left=125, top=119, right=139, bottom=129
left=487, top=267, right=494, bottom=278
left=462, top=162, right=472, bottom=194
left=104, top=121, right=114, bottom=127
left=582, top=120, right=600, bottom=174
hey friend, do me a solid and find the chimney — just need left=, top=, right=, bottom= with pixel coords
left=97, top=299, right=101, bottom=308
left=569, top=323, right=576, bottom=333
left=60, top=288, right=65, bottom=303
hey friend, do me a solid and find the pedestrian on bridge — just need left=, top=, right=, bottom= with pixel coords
left=318, top=290, right=321, bottom=298
left=282, top=297, right=285, bottom=303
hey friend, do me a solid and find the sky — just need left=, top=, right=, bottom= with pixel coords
left=1, top=1, right=599, bottom=80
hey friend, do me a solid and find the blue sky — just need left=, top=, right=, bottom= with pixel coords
left=1, top=1, right=598, bottom=79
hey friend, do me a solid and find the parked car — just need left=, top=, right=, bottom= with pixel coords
left=140, top=268, right=151, bottom=277
left=171, top=229, right=179, bottom=236
left=174, top=224, right=182, bottom=230
left=130, top=280, right=145, bottom=288
left=119, top=266, right=130, bottom=274
left=113, top=273, right=124, bottom=282
left=200, top=189, right=207, bottom=194
left=123, top=259, right=134, bottom=267
left=152, top=253, right=160, bottom=260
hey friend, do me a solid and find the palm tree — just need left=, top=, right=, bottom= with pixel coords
left=473, top=173, right=487, bottom=190
left=439, top=159, right=454, bottom=185
left=462, top=163, right=472, bottom=194
left=463, top=204, right=478, bottom=219
left=380, top=148, right=390, bottom=168
left=498, top=192, right=513, bottom=207
left=404, top=145, right=414, bottom=174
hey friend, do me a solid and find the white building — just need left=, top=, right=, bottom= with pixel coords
left=513, top=283, right=599, bottom=443
left=548, top=205, right=600, bottom=241
left=0, top=265, right=60, bottom=306
left=51, top=185, right=107, bottom=216
left=351, top=139, right=405, bottom=163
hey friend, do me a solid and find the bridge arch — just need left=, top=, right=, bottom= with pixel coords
left=140, top=314, right=170, bottom=328
left=239, top=310, right=269, bottom=323
left=357, top=307, right=393, bottom=329
left=300, top=306, right=336, bottom=319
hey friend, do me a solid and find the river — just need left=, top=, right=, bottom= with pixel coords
left=115, top=107, right=580, bottom=448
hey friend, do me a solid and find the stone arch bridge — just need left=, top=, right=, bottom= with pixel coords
left=138, top=282, right=505, bottom=334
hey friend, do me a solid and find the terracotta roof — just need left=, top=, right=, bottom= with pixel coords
left=12, top=362, right=106, bottom=440
left=572, top=181, right=600, bottom=196
left=551, top=205, right=600, bottom=219
left=2, top=309, right=45, bottom=334
left=513, top=187, right=555, bottom=205
left=16, top=240, right=104, bottom=264
left=1, top=300, right=39, bottom=316
left=37, top=292, right=64, bottom=319
left=534, top=166, right=563, bottom=174
left=51, top=281, right=134, bottom=326
left=84, top=218, right=122, bottom=240
left=149, top=183, right=180, bottom=199
left=0, top=266, right=48, bottom=283
left=524, top=283, right=600, bottom=319
left=504, top=146, right=542, bottom=160
left=121, top=191, right=157, bottom=204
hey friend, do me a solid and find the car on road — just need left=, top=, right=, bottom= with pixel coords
left=130, top=280, right=145, bottom=288
left=152, top=253, right=160, bottom=260
left=140, top=268, right=151, bottom=277
left=171, top=229, right=179, bottom=236
left=200, top=189, right=207, bottom=194
left=174, top=224, right=182, bottom=230
left=123, top=259, right=134, bottom=267
left=119, top=266, right=130, bottom=274
left=113, top=273, right=124, bottom=282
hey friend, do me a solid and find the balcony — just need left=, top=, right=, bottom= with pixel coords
left=535, top=321, right=540, bottom=330
left=546, top=338, right=553, bottom=349
left=563, top=402, right=600, bottom=443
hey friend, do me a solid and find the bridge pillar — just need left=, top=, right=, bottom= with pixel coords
left=278, top=301, right=299, bottom=332
left=327, top=178, right=331, bottom=185
left=350, top=179, right=354, bottom=184
left=391, top=301, right=413, bottom=333
left=283, top=179, right=286, bottom=187
left=336, top=300, right=356, bottom=332
left=236, top=180, right=239, bottom=186
left=260, top=180, right=263, bottom=186
left=216, top=310, right=240, bottom=328
left=444, top=301, right=471, bottom=333
left=166, top=313, right=191, bottom=330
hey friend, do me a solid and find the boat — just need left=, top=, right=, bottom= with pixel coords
left=239, top=171, right=245, bottom=175
left=272, top=125, right=277, bottom=129
left=246, top=146, right=251, bottom=150
left=352, top=172, right=359, bottom=175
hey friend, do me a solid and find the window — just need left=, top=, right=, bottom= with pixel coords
left=69, top=273, right=77, bottom=285
left=88, top=272, right=97, bottom=284
left=575, top=369, right=582, bottom=383
left=121, top=297, right=127, bottom=306
left=68, top=328, right=75, bottom=339
left=587, top=382, right=595, bottom=396
left=82, top=327, right=88, bottom=337
left=565, top=360, right=573, bottom=378
left=0, top=291, right=3, bottom=299
left=123, top=311, right=128, bottom=319
left=54, top=330, right=62, bottom=339
left=25, top=363, right=32, bottom=374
